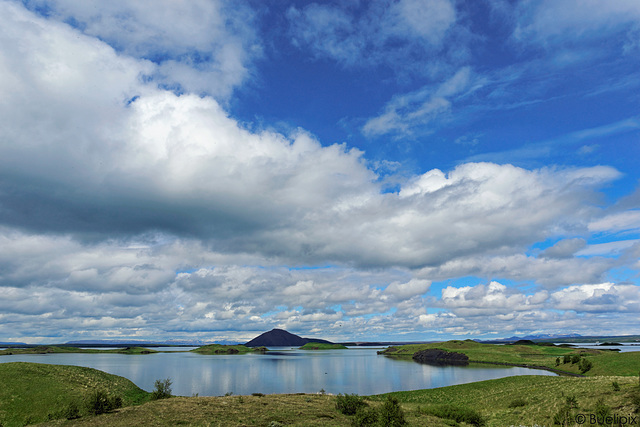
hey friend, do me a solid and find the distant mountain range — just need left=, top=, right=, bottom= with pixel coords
left=245, top=329, right=333, bottom=347
left=64, top=339, right=240, bottom=346
left=493, top=333, right=583, bottom=342
left=0, top=342, right=27, bottom=346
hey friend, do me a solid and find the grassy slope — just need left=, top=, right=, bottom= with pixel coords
left=190, top=344, right=267, bottom=354
left=380, top=339, right=640, bottom=376
left=377, top=375, right=640, bottom=426
left=0, top=362, right=149, bottom=427
left=39, top=377, right=640, bottom=426
left=41, top=394, right=354, bottom=426
left=299, top=343, right=348, bottom=350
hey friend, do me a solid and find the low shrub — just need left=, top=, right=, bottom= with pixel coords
left=378, top=396, right=407, bottom=427
left=85, top=389, right=123, bottom=415
left=423, top=404, right=485, bottom=427
left=508, top=398, right=528, bottom=408
left=612, top=381, right=620, bottom=391
left=151, top=378, right=173, bottom=400
left=336, top=393, right=368, bottom=415
left=594, top=398, right=611, bottom=425
left=552, top=405, right=574, bottom=426
left=571, top=354, right=581, bottom=364
left=352, top=406, right=378, bottom=427
left=563, top=355, right=571, bottom=364
left=579, top=358, right=593, bottom=373
left=62, top=401, right=80, bottom=420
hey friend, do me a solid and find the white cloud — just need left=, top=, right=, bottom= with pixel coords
left=287, top=0, right=457, bottom=71
left=19, top=0, right=260, bottom=99
left=540, top=238, right=587, bottom=259
left=514, top=0, right=640, bottom=46
left=589, top=210, right=640, bottom=234
left=362, top=67, right=478, bottom=137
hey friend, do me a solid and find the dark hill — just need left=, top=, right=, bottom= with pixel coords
left=245, top=329, right=332, bottom=347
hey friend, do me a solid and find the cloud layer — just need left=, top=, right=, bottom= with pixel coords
left=0, top=1, right=638, bottom=343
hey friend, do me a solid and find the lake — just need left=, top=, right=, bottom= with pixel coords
left=0, top=347, right=556, bottom=396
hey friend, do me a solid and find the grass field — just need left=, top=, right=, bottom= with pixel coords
left=22, top=375, right=640, bottom=426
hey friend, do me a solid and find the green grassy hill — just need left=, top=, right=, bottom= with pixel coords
left=299, top=342, right=348, bottom=350
left=0, top=362, right=149, bottom=426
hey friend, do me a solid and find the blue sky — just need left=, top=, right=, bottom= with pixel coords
left=0, top=0, right=639, bottom=343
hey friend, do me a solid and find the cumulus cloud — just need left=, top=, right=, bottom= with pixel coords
left=19, top=0, right=261, bottom=99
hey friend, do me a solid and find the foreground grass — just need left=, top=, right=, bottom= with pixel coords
left=380, top=339, right=640, bottom=376
left=376, top=375, right=640, bottom=426
left=0, top=362, right=149, bottom=427
left=32, top=376, right=640, bottom=427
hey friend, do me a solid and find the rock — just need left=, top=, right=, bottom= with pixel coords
left=412, top=349, right=469, bottom=366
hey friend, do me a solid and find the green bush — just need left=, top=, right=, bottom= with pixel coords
left=565, top=395, right=578, bottom=408
left=571, top=354, right=581, bottom=364
left=352, top=407, right=378, bottom=427
left=579, top=358, right=593, bottom=373
left=594, top=398, right=611, bottom=425
left=563, top=355, right=571, bottom=364
left=378, top=396, right=407, bottom=427
left=423, top=404, right=485, bottom=427
left=151, top=378, right=172, bottom=400
left=85, top=389, right=123, bottom=415
left=336, top=393, right=368, bottom=415
left=612, top=381, right=620, bottom=391
left=552, top=405, right=574, bottom=426
left=507, top=398, right=527, bottom=408
left=62, top=401, right=80, bottom=420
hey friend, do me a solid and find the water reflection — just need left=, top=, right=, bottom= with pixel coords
left=0, top=348, right=556, bottom=396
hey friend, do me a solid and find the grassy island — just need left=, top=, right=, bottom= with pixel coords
left=190, top=344, right=267, bottom=354
left=299, top=342, right=348, bottom=350
left=0, top=346, right=158, bottom=356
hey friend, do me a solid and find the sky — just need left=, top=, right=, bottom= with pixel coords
left=1, top=0, right=639, bottom=344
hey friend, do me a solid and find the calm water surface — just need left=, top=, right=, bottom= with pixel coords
left=0, top=347, right=556, bottom=396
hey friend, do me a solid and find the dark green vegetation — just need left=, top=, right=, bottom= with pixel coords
left=299, top=342, right=348, bottom=350
left=380, top=339, right=640, bottom=376
left=0, top=362, right=149, bottom=426
left=150, top=378, right=173, bottom=400
left=0, top=346, right=158, bottom=356
left=190, top=344, right=267, bottom=354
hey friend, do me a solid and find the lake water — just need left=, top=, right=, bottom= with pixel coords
left=0, top=347, right=556, bottom=396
